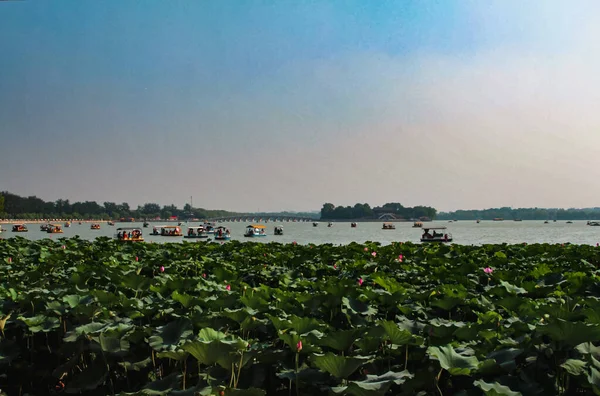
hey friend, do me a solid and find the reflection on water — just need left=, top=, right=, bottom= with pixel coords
left=3, top=220, right=600, bottom=246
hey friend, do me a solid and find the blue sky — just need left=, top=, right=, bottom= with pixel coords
left=1, top=1, right=599, bottom=212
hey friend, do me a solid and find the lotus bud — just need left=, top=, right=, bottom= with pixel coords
left=159, top=266, right=165, bottom=273
left=8, top=257, right=12, bottom=263
left=398, top=254, right=403, bottom=262
left=202, top=273, right=207, bottom=278
left=226, top=284, right=231, bottom=291
left=296, top=340, right=302, bottom=352
left=371, top=251, right=377, bottom=257
left=292, top=241, right=297, bottom=245
left=244, top=285, right=247, bottom=291
left=61, top=245, right=66, bottom=249
left=333, top=264, right=337, bottom=269
left=358, top=278, right=363, bottom=286
left=364, top=247, right=369, bottom=252
left=483, top=267, right=493, bottom=274
left=135, top=256, right=138, bottom=262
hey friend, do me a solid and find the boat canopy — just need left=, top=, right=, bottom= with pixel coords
left=422, top=226, right=447, bottom=230
left=188, top=226, right=205, bottom=230
left=117, top=227, right=142, bottom=231
left=248, top=224, right=266, bottom=229
left=383, top=222, right=394, bottom=225
left=162, top=226, right=180, bottom=229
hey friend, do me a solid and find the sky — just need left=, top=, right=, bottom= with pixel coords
left=1, top=0, right=600, bottom=212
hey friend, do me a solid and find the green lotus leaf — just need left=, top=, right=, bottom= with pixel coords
left=427, top=345, right=479, bottom=376
left=156, top=350, right=189, bottom=361
left=343, top=297, right=378, bottom=316
left=276, top=367, right=330, bottom=383
left=64, top=322, right=108, bottom=342
left=561, top=359, right=588, bottom=376
left=537, top=319, right=600, bottom=347
left=98, top=333, right=130, bottom=355
left=487, top=348, right=523, bottom=371
left=182, top=339, right=236, bottom=368
left=332, top=370, right=414, bottom=396
left=18, top=314, right=60, bottom=333
left=120, top=373, right=181, bottom=395
left=198, top=327, right=228, bottom=341
left=289, top=315, right=327, bottom=334
left=171, top=291, right=201, bottom=309
left=379, top=321, right=412, bottom=346
left=498, top=281, right=527, bottom=295
left=149, top=318, right=194, bottom=351
left=278, top=332, right=321, bottom=354
left=221, top=307, right=257, bottom=324
left=473, top=379, right=522, bottom=396
left=220, top=388, right=266, bottom=396
left=311, top=352, right=369, bottom=379
left=63, top=294, right=94, bottom=308
left=118, top=357, right=152, bottom=371
left=319, top=328, right=362, bottom=352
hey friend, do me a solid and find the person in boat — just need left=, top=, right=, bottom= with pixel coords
left=188, top=228, right=194, bottom=236
left=117, top=231, right=122, bottom=239
left=423, top=230, right=432, bottom=239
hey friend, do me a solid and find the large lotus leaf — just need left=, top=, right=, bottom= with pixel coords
left=120, top=373, right=181, bottom=395
left=431, top=296, right=463, bottom=311
left=487, top=348, right=523, bottom=371
left=182, top=339, right=238, bottom=368
left=311, top=352, right=369, bottom=379
left=576, top=342, right=600, bottom=360
left=355, top=337, right=382, bottom=354
left=64, top=363, right=108, bottom=394
left=289, top=315, right=326, bottom=334
left=157, top=350, right=189, bottom=361
left=332, top=370, right=414, bottom=396
left=198, top=327, right=228, bottom=342
left=277, top=367, right=331, bottom=383
left=319, top=328, right=362, bottom=352
left=63, top=322, right=108, bottom=342
left=63, top=294, right=95, bottom=309
left=371, top=275, right=406, bottom=294
left=427, top=345, right=479, bottom=376
left=118, top=357, right=152, bottom=371
left=342, top=297, right=378, bottom=316
left=473, top=379, right=522, bottom=396
left=379, top=321, right=412, bottom=346
left=149, top=318, right=194, bottom=351
left=221, top=307, right=257, bottom=324
left=19, top=314, right=60, bottom=333
left=396, top=316, right=426, bottom=335
left=171, top=291, right=202, bottom=309
left=221, top=388, right=266, bottom=396
left=120, top=273, right=150, bottom=291
left=0, top=339, right=20, bottom=365
left=98, top=333, right=130, bottom=355
left=279, top=332, right=321, bottom=354
left=561, top=359, right=588, bottom=376
left=498, top=281, right=527, bottom=295
left=537, top=319, right=600, bottom=347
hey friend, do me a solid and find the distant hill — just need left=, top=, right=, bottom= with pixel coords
left=437, top=207, right=600, bottom=221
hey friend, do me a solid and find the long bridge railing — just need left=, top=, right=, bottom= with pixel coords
left=207, top=216, right=317, bottom=223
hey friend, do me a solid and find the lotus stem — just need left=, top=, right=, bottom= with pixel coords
left=235, top=352, right=244, bottom=388
left=405, top=344, right=408, bottom=369
left=435, top=368, right=444, bottom=396
left=295, top=352, right=300, bottom=396
left=182, top=357, right=187, bottom=390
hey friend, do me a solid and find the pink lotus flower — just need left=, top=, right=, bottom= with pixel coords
left=292, top=241, right=297, bottom=245
left=159, top=266, right=165, bottom=273
left=296, top=340, right=302, bottom=352
left=333, top=264, right=337, bottom=269
left=371, top=251, right=377, bottom=257
left=8, top=257, right=12, bottom=263
left=398, top=254, right=403, bottom=262
left=135, top=256, right=139, bottom=262
left=202, top=273, right=207, bottom=278
left=483, top=267, right=493, bottom=274
left=364, top=247, right=369, bottom=252
left=264, top=253, right=266, bottom=257
left=226, top=284, right=231, bottom=291
left=61, top=245, right=66, bottom=249
left=358, top=278, right=364, bottom=286
left=597, top=243, right=599, bottom=247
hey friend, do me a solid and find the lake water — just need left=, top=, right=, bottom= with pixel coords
left=2, top=220, right=600, bottom=245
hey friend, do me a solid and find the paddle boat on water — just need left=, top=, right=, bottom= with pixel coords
left=412, top=222, right=423, bottom=228
left=420, top=226, right=452, bottom=243
left=115, top=227, right=144, bottom=242
left=493, top=218, right=504, bottom=222
left=351, top=222, right=357, bottom=228
left=214, top=226, right=231, bottom=241
left=476, top=219, right=481, bottom=224
left=107, top=221, right=115, bottom=226
left=184, top=226, right=208, bottom=239
left=64, top=221, right=71, bottom=228
left=150, top=225, right=166, bottom=235
left=313, top=222, right=319, bottom=227
left=91, top=223, right=101, bottom=230
left=143, top=221, right=150, bottom=228
left=47, top=224, right=63, bottom=234
left=40, top=224, right=50, bottom=231
left=12, top=224, right=28, bottom=232
left=382, top=222, right=396, bottom=230
left=203, top=222, right=216, bottom=234
left=274, top=226, right=284, bottom=235
left=244, top=224, right=266, bottom=237
left=587, top=221, right=600, bottom=227
left=566, top=221, right=573, bottom=224
left=160, top=226, right=183, bottom=236
left=328, top=222, right=333, bottom=227
left=544, top=220, right=549, bottom=224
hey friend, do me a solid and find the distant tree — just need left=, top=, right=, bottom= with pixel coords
left=0, top=194, right=4, bottom=213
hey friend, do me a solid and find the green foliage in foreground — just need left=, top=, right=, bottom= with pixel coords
left=1, top=238, right=600, bottom=395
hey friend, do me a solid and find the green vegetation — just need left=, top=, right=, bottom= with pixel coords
left=2, top=238, right=600, bottom=395
left=437, top=207, right=600, bottom=221
left=320, top=202, right=437, bottom=220
left=0, top=191, right=241, bottom=220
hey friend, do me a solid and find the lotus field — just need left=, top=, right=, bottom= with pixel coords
left=2, top=237, right=600, bottom=395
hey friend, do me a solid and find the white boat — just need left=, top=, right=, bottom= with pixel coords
left=274, top=226, right=283, bottom=235
left=244, top=224, right=267, bottom=237
left=420, top=226, right=452, bottom=243
left=184, top=226, right=209, bottom=239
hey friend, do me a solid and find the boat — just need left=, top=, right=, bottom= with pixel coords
left=566, top=221, right=573, bottom=224
left=64, top=221, right=71, bottom=228
left=115, top=227, right=144, bottom=242
left=476, top=220, right=481, bottom=224
left=514, top=219, right=523, bottom=222
left=553, top=220, right=557, bottom=223
left=107, top=221, right=115, bottom=226
left=328, top=222, right=333, bottom=227
left=12, top=224, right=28, bottom=232
left=90, top=223, right=101, bottom=230
left=214, top=226, right=231, bottom=240
left=184, top=226, right=209, bottom=239
left=412, top=222, right=423, bottom=228
left=244, top=224, right=267, bottom=237
left=313, top=222, right=319, bottom=227
left=382, top=222, right=396, bottom=230
left=544, top=221, right=549, bottom=224
left=274, top=226, right=284, bottom=235
left=203, top=222, right=216, bottom=234
left=492, top=218, right=504, bottom=222
left=40, top=224, right=50, bottom=231
left=143, top=221, right=149, bottom=228
left=47, top=224, right=63, bottom=234
left=420, top=226, right=452, bottom=243
left=159, top=226, right=183, bottom=236
left=351, top=222, right=357, bottom=228
left=150, top=225, right=166, bottom=235
left=587, top=221, right=600, bottom=227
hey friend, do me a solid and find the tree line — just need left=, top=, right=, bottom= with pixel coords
left=437, top=207, right=600, bottom=221
left=0, top=191, right=240, bottom=220
left=320, top=202, right=437, bottom=220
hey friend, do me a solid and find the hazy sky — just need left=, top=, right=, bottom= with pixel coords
left=2, top=1, right=600, bottom=212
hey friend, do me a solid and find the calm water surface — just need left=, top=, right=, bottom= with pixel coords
left=2, top=221, right=600, bottom=245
